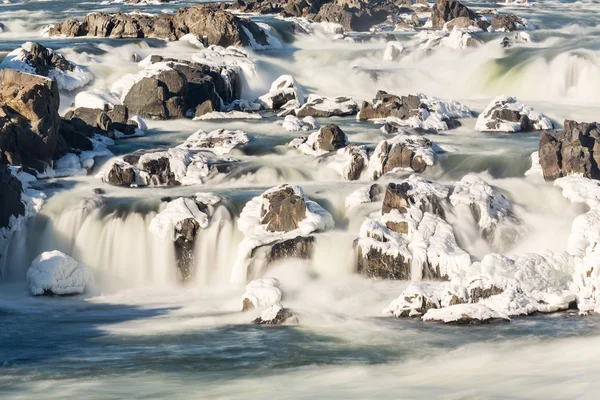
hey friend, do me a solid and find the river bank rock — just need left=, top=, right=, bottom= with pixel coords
left=0, top=68, right=60, bottom=172
left=46, top=6, right=273, bottom=48
left=26, top=250, right=94, bottom=296
left=538, top=120, right=600, bottom=180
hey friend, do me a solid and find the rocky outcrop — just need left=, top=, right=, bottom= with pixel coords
left=0, top=68, right=60, bottom=171
left=538, top=120, right=600, bottom=181
left=475, top=96, right=552, bottom=133
left=367, top=135, right=436, bottom=179
left=491, top=14, right=533, bottom=32
left=47, top=6, right=272, bottom=48
left=290, top=124, right=348, bottom=156
left=431, top=0, right=478, bottom=30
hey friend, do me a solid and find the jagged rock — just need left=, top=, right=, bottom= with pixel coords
left=475, top=96, right=552, bottom=133
left=491, top=14, right=532, bottom=32
left=0, top=68, right=60, bottom=171
left=106, top=163, right=137, bottom=187
left=368, top=135, right=436, bottom=179
left=260, top=186, right=308, bottom=233
left=538, top=120, right=600, bottom=181
left=295, top=95, right=358, bottom=118
left=58, top=119, right=94, bottom=151
left=123, top=69, right=188, bottom=120
left=431, top=0, right=478, bottom=30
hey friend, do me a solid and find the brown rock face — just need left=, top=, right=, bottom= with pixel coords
left=106, top=163, right=136, bottom=187
left=431, top=0, right=478, bottom=30
left=0, top=69, right=60, bottom=171
left=260, top=186, right=307, bottom=232
left=317, top=124, right=347, bottom=152
left=538, top=120, right=600, bottom=180
left=382, top=182, right=410, bottom=215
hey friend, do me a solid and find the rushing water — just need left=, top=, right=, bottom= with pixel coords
left=2, top=0, right=600, bottom=398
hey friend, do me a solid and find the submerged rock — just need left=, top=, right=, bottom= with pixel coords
left=26, top=250, right=94, bottom=296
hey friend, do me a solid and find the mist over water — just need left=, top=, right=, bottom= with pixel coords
left=1, top=0, right=600, bottom=398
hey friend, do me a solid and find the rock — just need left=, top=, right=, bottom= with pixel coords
left=290, top=124, right=349, bottom=156
left=491, top=14, right=532, bottom=32
left=48, top=6, right=271, bottom=48
left=281, top=115, right=320, bottom=132
left=475, top=96, right=552, bottom=133
left=367, top=135, right=437, bottom=179
left=253, top=303, right=298, bottom=325
left=123, top=69, right=188, bottom=120
left=58, top=119, right=94, bottom=151
left=177, top=128, right=249, bottom=156
left=106, top=162, right=137, bottom=187
left=295, top=95, right=358, bottom=118
left=538, top=120, right=600, bottom=181
left=327, top=145, right=368, bottom=180
left=260, top=185, right=308, bottom=233
left=422, top=303, right=510, bottom=324
left=468, top=277, right=505, bottom=302
left=26, top=250, right=94, bottom=296
left=149, top=197, right=210, bottom=281
left=240, top=278, right=282, bottom=311
left=431, top=0, right=478, bottom=30
left=0, top=68, right=61, bottom=171
left=0, top=165, right=25, bottom=228
left=358, top=91, right=422, bottom=121
left=258, top=75, right=304, bottom=110
left=384, top=283, right=449, bottom=318
left=195, top=100, right=215, bottom=117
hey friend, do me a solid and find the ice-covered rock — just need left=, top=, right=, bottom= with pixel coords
left=359, top=91, right=471, bottom=131
left=294, top=95, right=359, bottom=118
left=149, top=197, right=210, bottom=241
left=383, top=282, right=465, bottom=318
left=240, top=278, right=283, bottom=311
left=194, top=111, right=262, bottom=120
left=258, top=75, right=305, bottom=110
left=327, top=145, right=369, bottom=181
left=178, top=129, right=249, bottom=156
left=368, top=134, right=438, bottom=179
left=449, top=174, right=521, bottom=246
left=26, top=251, right=94, bottom=296
left=475, top=96, right=553, bottom=133
left=422, top=303, right=510, bottom=324
left=289, top=124, right=348, bottom=157
left=232, top=184, right=334, bottom=283
left=345, top=184, right=383, bottom=210
left=0, top=42, right=93, bottom=91
left=281, top=115, right=320, bottom=132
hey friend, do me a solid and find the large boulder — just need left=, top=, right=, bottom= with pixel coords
left=0, top=68, right=61, bottom=171
left=538, top=120, right=600, bottom=181
left=290, top=124, right=348, bottom=156
left=431, top=0, right=478, bottom=30
left=123, top=69, right=188, bottom=119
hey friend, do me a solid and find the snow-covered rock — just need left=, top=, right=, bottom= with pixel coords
left=289, top=124, right=348, bottom=157
left=280, top=115, right=319, bottom=132
left=476, top=96, right=553, bottom=132
left=240, top=277, right=283, bottom=311
left=253, top=303, right=298, bottom=325
left=294, top=95, right=359, bottom=118
left=194, top=110, right=262, bottom=121
left=149, top=197, right=210, bottom=241
left=26, top=251, right=94, bottom=296
left=368, top=134, right=438, bottom=179
left=0, top=42, right=93, bottom=91
left=422, top=303, right=510, bottom=324
left=258, top=75, right=305, bottom=110
left=327, top=145, right=369, bottom=181
left=345, top=184, right=382, bottom=210
left=178, top=129, right=249, bottom=156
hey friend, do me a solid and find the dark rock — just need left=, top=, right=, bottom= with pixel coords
left=253, top=306, right=298, bottom=325
left=16, top=42, right=76, bottom=77
left=140, top=157, right=178, bottom=186
left=106, top=163, right=136, bottom=187
left=174, top=217, right=201, bottom=281
left=491, top=14, right=526, bottom=32
left=0, top=165, right=25, bottom=228
left=357, top=245, right=410, bottom=280
left=123, top=69, right=188, bottom=120
left=58, top=119, right=94, bottom=151
left=538, top=120, right=600, bottom=180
